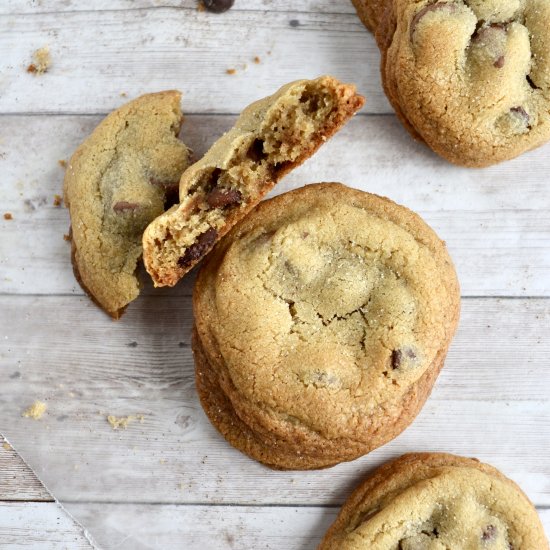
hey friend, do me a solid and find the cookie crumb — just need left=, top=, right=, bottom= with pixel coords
left=120, top=92, right=128, bottom=97
left=107, top=414, right=138, bottom=430
left=226, top=68, right=236, bottom=75
left=27, top=46, right=51, bottom=75
left=63, top=233, right=71, bottom=241
left=53, top=194, right=63, bottom=207
left=4, top=213, right=13, bottom=220
left=2, top=441, right=11, bottom=451
left=22, top=400, right=47, bottom=420
left=58, top=159, right=67, bottom=169
left=253, top=56, right=261, bottom=64
left=197, top=1, right=206, bottom=11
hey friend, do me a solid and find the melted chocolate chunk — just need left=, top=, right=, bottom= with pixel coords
left=177, top=227, right=218, bottom=267
left=494, top=56, right=505, bottom=68
left=482, top=524, right=497, bottom=541
left=391, top=349, right=403, bottom=369
left=391, top=347, right=417, bottom=369
left=113, top=201, right=140, bottom=212
left=206, top=187, right=242, bottom=208
left=247, top=138, right=267, bottom=163
left=201, top=0, right=234, bottom=13
left=510, top=106, right=530, bottom=128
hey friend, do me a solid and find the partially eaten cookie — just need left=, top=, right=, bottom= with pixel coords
left=142, top=76, right=365, bottom=287
left=64, top=91, right=190, bottom=318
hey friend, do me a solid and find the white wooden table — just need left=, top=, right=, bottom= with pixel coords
left=1, top=1, right=549, bottom=548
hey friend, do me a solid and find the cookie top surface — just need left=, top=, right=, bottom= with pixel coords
left=382, top=0, right=550, bottom=167
left=63, top=91, right=190, bottom=317
left=194, top=183, right=459, bottom=441
left=319, top=453, right=548, bottom=549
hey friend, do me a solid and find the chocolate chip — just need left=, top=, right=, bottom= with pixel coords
left=494, top=56, right=505, bottom=68
left=391, top=349, right=403, bottom=369
left=113, top=201, right=140, bottom=212
left=510, top=106, right=530, bottom=127
left=392, top=347, right=417, bottom=369
left=482, top=525, right=497, bottom=541
left=206, top=187, right=242, bottom=208
left=201, top=0, right=234, bottom=13
left=177, top=227, right=218, bottom=267
left=246, top=138, right=267, bottom=163
left=410, top=2, right=456, bottom=40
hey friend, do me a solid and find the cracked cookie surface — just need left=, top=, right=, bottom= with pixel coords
left=319, top=453, right=549, bottom=549
left=64, top=91, right=190, bottom=318
left=375, top=0, right=550, bottom=167
left=193, top=183, right=460, bottom=469
left=142, top=76, right=364, bottom=288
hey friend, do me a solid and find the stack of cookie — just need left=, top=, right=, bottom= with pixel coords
left=193, top=183, right=460, bottom=469
left=353, top=0, right=550, bottom=167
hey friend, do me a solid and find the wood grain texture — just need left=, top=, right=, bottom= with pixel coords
left=3, top=0, right=357, bottom=15
left=0, top=502, right=93, bottom=548
left=1, top=295, right=549, bottom=508
left=1, top=115, right=549, bottom=297
left=0, top=436, right=52, bottom=502
left=0, top=6, right=381, bottom=115
left=1, top=500, right=544, bottom=550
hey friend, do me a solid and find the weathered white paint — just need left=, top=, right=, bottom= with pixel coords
left=1, top=115, right=549, bottom=297
left=1, top=1, right=549, bottom=548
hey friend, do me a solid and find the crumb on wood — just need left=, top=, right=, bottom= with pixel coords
left=53, top=194, right=63, bottom=207
left=4, top=213, right=13, bottom=220
left=120, top=92, right=128, bottom=97
left=3, top=441, right=11, bottom=451
left=107, top=414, right=143, bottom=430
left=63, top=233, right=71, bottom=242
left=58, top=159, right=67, bottom=169
left=197, top=1, right=206, bottom=11
left=27, top=46, right=51, bottom=75
left=253, top=56, right=261, bottom=64
left=226, top=68, right=236, bottom=75
left=22, top=400, right=47, bottom=420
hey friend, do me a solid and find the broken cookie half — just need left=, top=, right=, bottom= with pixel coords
left=64, top=91, right=191, bottom=318
left=143, top=76, right=365, bottom=287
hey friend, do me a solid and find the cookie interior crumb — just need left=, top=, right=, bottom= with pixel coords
left=27, top=46, right=51, bottom=75
left=22, top=400, right=47, bottom=420
left=3, top=213, right=13, bottom=220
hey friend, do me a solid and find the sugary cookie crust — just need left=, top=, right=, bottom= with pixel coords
left=377, top=0, right=550, bottom=167
left=193, top=183, right=460, bottom=469
left=319, top=452, right=549, bottom=549
left=142, top=76, right=364, bottom=287
left=63, top=91, right=190, bottom=318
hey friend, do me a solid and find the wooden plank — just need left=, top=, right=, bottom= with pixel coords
left=1, top=295, right=549, bottom=506
left=0, top=8, right=384, bottom=115
left=1, top=115, right=549, bottom=297
left=0, top=502, right=93, bottom=549
left=0, top=435, right=52, bottom=501
left=3, top=0, right=358, bottom=15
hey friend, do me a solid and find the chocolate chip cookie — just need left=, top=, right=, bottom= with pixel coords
left=357, top=0, right=550, bottom=167
left=64, top=91, right=190, bottom=318
left=142, top=76, right=364, bottom=287
left=193, top=183, right=460, bottom=470
left=319, top=452, right=549, bottom=549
